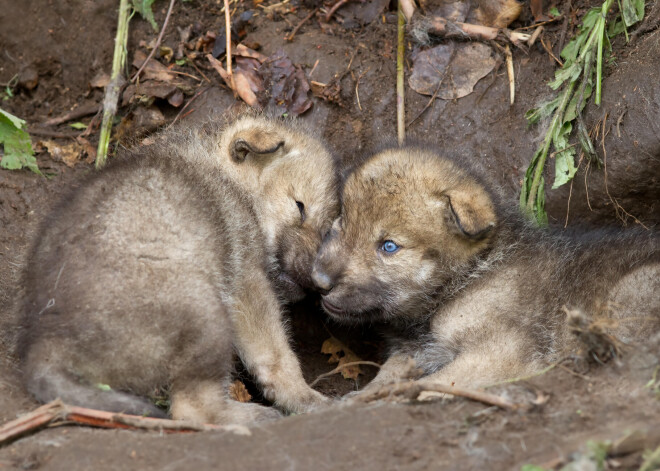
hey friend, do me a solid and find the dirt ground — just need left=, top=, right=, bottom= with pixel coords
left=0, top=0, right=659, bottom=469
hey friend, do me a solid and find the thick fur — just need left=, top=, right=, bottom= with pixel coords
left=19, top=112, right=339, bottom=423
left=312, top=146, right=659, bottom=390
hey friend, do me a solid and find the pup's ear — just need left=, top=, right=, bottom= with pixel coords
left=438, top=186, right=496, bottom=240
left=230, top=129, right=285, bottom=162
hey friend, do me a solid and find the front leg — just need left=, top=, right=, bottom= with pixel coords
left=358, top=352, right=418, bottom=394
left=230, top=273, right=329, bottom=413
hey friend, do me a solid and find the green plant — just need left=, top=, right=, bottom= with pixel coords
left=521, top=0, right=646, bottom=225
left=0, top=108, right=40, bottom=174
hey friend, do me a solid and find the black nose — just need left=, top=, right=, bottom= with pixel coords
left=311, top=266, right=334, bottom=295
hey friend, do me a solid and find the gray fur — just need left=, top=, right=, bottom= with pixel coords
left=19, top=113, right=339, bottom=423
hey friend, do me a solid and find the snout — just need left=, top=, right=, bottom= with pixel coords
left=311, top=265, right=334, bottom=295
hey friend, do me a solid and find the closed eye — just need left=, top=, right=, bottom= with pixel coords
left=296, top=201, right=306, bottom=223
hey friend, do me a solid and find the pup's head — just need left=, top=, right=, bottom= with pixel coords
left=312, top=147, right=498, bottom=323
left=217, top=114, right=340, bottom=302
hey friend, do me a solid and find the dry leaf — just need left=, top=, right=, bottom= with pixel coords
left=321, top=337, right=363, bottom=381
left=409, top=42, right=497, bottom=99
left=132, top=50, right=177, bottom=82
left=229, top=380, right=252, bottom=403
left=257, top=50, right=313, bottom=116
left=42, top=140, right=84, bottom=168
left=76, top=136, right=96, bottom=164
left=90, top=71, right=111, bottom=89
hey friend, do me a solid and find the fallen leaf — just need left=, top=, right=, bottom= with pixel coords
left=167, top=89, right=185, bottom=107
left=122, top=80, right=179, bottom=106
left=229, top=380, right=252, bottom=403
left=132, top=50, right=177, bottom=82
left=409, top=42, right=497, bottom=99
left=76, top=136, right=97, bottom=164
left=257, top=50, right=313, bottom=116
left=42, top=140, right=84, bottom=168
left=321, top=336, right=363, bottom=381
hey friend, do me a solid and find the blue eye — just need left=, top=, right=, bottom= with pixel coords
left=381, top=240, right=400, bottom=253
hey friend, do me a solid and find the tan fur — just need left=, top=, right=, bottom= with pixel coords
left=19, top=112, right=339, bottom=424
left=312, top=146, right=659, bottom=390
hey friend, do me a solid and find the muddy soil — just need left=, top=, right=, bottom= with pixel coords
left=1, top=0, right=659, bottom=469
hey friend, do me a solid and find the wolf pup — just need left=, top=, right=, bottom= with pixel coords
left=312, top=146, right=659, bottom=390
left=19, top=113, right=339, bottom=424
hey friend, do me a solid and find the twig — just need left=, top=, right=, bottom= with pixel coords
left=324, top=0, right=351, bottom=22
left=310, top=361, right=381, bottom=387
left=353, top=68, right=370, bottom=111
left=131, top=0, right=177, bottom=82
left=287, top=8, right=319, bottom=41
left=0, top=400, right=232, bottom=445
left=186, top=55, right=212, bottom=83
left=28, top=128, right=80, bottom=139
left=396, top=0, right=406, bottom=145
left=96, top=0, right=131, bottom=169
left=355, top=380, right=516, bottom=410
left=42, top=103, right=101, bottom=127
left=169, top=87, right=210, bottom=128
left=516, top=16, right=564, bottom=30
left=541, top=36, right=564, bottom=66
left=425, top=16, right=530, bottom=45
left=504, top=44, right=514, bottom=105
left=224, top=0, right=237, bottom=97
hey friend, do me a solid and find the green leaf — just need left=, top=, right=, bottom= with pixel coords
left=132, top=0, right=159, bottom=32
left=608, top=19, right=626, bottom=36
left=175, top=59, right=187, bottom=66
left=521, top=465, right=548, bottom=471
left=69, top=122, right=88, bottom=130
left=564, top=83, right=592, bottom=122
left=96, top=383, right=113, bottom=391
left=622, top=0, right=644, bottom=26
left=561, top=8, right=601, bottom=61
left=0, top=108, right=40, bottom=174
left=549, top=6, right=561, bottom=16
left=548, top=60, right=582, bottom=90
left=526, top=96, right=561, bottom=125
left=552, top=147, right=577, bottom=188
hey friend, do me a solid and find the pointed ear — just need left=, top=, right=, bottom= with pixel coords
left=439, top=187, right=497, bottom=240
left=230, top=129, right=285, bottom=162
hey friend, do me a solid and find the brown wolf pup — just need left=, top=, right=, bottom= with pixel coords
left=19, top=113, right=339, bottom=424
left=312, top=145, right=659, bottom=391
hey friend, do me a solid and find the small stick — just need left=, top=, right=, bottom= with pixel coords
left=396, top=0, right=406, bottom=145
left=540, top=37, right=563, bottom=66
left=169, top=86, right=210, bottom=127
left=324, top=0, right=351, bottom=22
left=504, top=44, right=514, bottom=105
left=310, top=361, right=381, bottom=387
left=425, top=16, right=530, bottom=45
left=356, top=381, right=516, bottom=410
left=96, top=0, right=131, bottom=169
left=516, top=16, right=563, bottom=30
left=287, top=8, right=319, bottom=41
left=42, top=103, right=101, bottom=127
left=0, top=399, right=238, bottom=445
left=131, top=0, right=177, bottom=83
left=186, top=55, right=212, bottom=83
left=224, top=0, right=237, bottom=97
left=28, top=128, right=80, bottom=139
